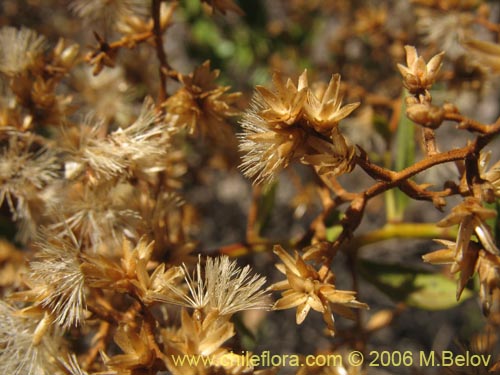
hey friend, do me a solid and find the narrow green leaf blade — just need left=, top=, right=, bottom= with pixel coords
left=358, top=259, right=473, bottom=310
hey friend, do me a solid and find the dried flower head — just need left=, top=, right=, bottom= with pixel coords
left=104, top=323, right=156, bottom=372
left=70, top=0, right=150, bottom=27
left=0, top=129, right=60, bottom=242
left=121, top=237, right=185, bottom=304
left=238, top=105, right=306, bottom=185
left=397, top=45, right=445, bottom=93
left=437, top=197, right=499, bottom=258
left=50, top=181, right=143, bottom=248
left=255, top=70, right=308, bottom=126
left=424, top=238, right=500, bottom=315
left=415, top=7, right=473, bottom=59
left=464, top=38, right=500, bottom=74
left=239, top=70, right=358, bottom=185
left=304, top=73, right=360, bottom=135
left=24, top=230, right=86, bottom=329
left=165, top=255, right=270, bottom=316
left=65, top=97, right=170, bottom=181
left=269, top=245, right=368, bottom=335
left=164, top=309, right=235, bottom=375
left=0, top=27, right=46, bottom=76
left=0, top=302, right=63, bottom=375
left=164, top=61, right=241, bottom=143
left=300, top=129, right=356, bottom=176
left=423, top=239, right=478, bottom=300
left=425, top=196, right=500, bottom=310
left=480, top=152, right=500, bottom=197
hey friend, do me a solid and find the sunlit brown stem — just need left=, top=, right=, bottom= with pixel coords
left=152, top=0, right=170, bottom=103
left=444, top=112, right=500, bottom=134
left=85, top=31, right=153, bottom=63
left=312, top=130, right=500, bottom=269
left=322, top=175, right=358, bottom=201
left=475, top=16, right=500, bottom=34
left=82, top=321, right=110, bottom=370
left=246, top=185, right=262, bottom=242
left=422, top=127, right=438, bottom=155
left=86, top=294, right=125, bottom=324
left=137, top=298, right=167, bottom=363
left=389, top=96, right=402, bottom=133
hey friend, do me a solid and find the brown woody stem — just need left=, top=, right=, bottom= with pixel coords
left=152, top=0, right=170, bottom=103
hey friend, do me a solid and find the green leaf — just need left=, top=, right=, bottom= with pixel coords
left=234, top=314, right=257, bottom=351
left=324, top=210, right=344, bottom=242
left=192, top=19, right=221, bottom=47
left=326, top=225, right=343, bottom=243
left=373, top=113, right=391, bottom=145
left=255, top=182, right=277, bottom=236
left=389, top=91, right=415, bottom=221
left=484, top=200, right=500, bottom=241
left=358, top=259, right=473, bottom=310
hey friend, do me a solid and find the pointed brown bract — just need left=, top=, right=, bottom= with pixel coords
left=256, top=70, right=308, bottom=127
left=304, top=74, right=360, bottom=135
left=423, top=239, right=479, bottom=300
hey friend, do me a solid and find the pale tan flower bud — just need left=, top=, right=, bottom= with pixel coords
left=406, top=102, right=444, bottom=128
left=60, top=44, right=80, bottom=69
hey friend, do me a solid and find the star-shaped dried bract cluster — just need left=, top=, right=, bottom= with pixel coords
left=424, top=197, right=500, bottom=313
left=397, top=45, right=444, bottom=94
left=239, top=70, right=359, bottom=185
left=269, top=245, right=368, bottom=336
left=164, top=61, right=241, bottom=144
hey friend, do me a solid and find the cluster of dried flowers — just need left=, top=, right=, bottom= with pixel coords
left=239, top=71, right=359, bottom=184
left=1, top=0, right=500, bottom=374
